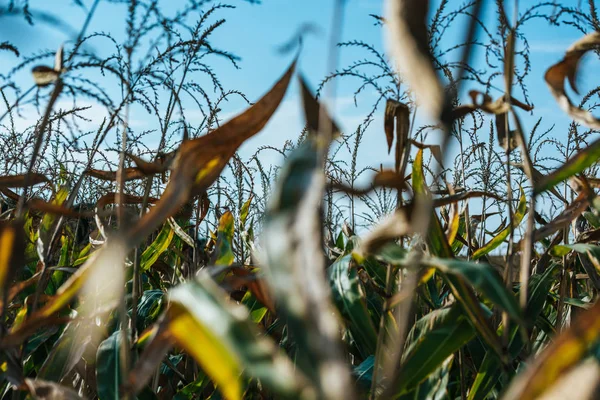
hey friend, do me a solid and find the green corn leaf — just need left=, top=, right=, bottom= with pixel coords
left=328, top=255, right=378, bottom=359
left=393, top=304, right=474, bottom=396
left=472, top=187, right=526, bottom=260
left=96, top=330, right=125, bottom=400
left=425, top=257, right=522, bottom=322
left=140, top=223, right=174, bottom=272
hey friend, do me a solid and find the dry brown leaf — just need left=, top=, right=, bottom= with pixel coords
left=299, top=75, right=340, bottom=138
left=329, top=169, right=408, bottom=196
left=357, top=207, right=412, bottom=257
left=384, top=99, right=411, bottom=175
left=125, top=59, right=296, bottom=247
left=452, top=90, right=533, bottom=151
left=410, top=140, right=444, bottom=166
left=545, top=32, right=600, bottom=129
left=27, top=199, right=94, bottom=218
left=222, top=267, right=275, bottom=312
left=0, top=173, right=49, bottom=188
left=125, top=152, right=174, bottom=175
left=385, top=0, right=445, bottom=119
left=85, top=167, right=147, bottom=182
left=452, top=90, right=533, bottom=119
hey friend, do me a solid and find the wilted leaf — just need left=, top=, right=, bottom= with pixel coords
left=0, top=173, right=49, bottom=188
left=27, top=198, right=94, bottom=218
left=300, top=75, right=340, bottom=137
left=31, top=45, right=64, bottom=87
left=125, top=152, right=174, bottom=175
left=31, top=65, right=60, bottom=87
left=545, top=32, right=600, bottom=129
left=221, top=267, right=275, bottom=313
left=384, top=99, right=411, bottom=174
left=125, top=59, right=296, bottom=248
left=330, top=169, right=408, bottom=196
left=502, top=298, right=600, bottom=400
left=85, top=167, right=147, bottom=182
left=452, top=90, right=533, bottom=119
left=411, top=140, right=443, bottom=167
left=385, top=0, right=445, bottom=120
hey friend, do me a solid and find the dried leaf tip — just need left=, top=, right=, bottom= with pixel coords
left=545, top=32, right=600, bottom=129
left=384, top=0, right=445, bottom=120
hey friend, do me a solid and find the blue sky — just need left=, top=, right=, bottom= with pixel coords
left=0, top=0, right=598, bottom=224
left=0, top=1, right=592, bottom=155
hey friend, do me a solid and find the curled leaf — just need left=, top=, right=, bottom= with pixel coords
left=330, top=169, right=408, bottom=196
left=31, top=65, right=60, bottom=87
left=355, top=207, right=412, bottom=258
left=545, top=32, right=600, bottom=129
left=385, top=0, right=445, bottom=120
left=410, top=140, right=443, bottom=166
left=125, top=59, right=296, bottom=247
left=0, top=173, right=49, bottom=188
left=384, top=99, right=411, bottom=174
left=452, top=90, right=532, bottom=119
left=501, top=298, right=600, bottom=400
left=300, top=75, right=340, bottom=137
left=85, top=167, right=147, bottom=182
